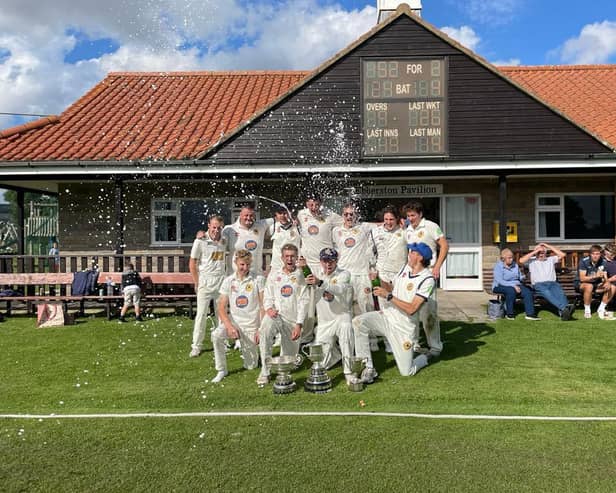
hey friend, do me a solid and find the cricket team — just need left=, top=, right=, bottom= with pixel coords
left=189, top=192, right=447, bottom=388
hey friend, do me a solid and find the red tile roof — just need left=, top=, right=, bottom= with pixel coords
left=500, top=65, right=616, bottom=150
left=0, top=64, right=615, bottom=162
left=0, top=71, right=308, bottom=162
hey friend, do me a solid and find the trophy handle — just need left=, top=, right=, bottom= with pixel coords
left=301, top=345, right=310, bottom=358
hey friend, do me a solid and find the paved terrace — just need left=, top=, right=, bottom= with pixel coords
left=437, top=289, right=492, bottom=323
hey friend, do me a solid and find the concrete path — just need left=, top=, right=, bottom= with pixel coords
left=437, top=289, right=492, bottom=323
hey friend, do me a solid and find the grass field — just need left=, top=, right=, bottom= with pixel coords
left=2, top=311, right=616, bottom=491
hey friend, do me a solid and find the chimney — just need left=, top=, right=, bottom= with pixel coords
left=377, top=1, right=422, bottom=23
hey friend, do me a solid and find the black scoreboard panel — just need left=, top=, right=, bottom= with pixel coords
left=362, top=59, right=448, bottom=157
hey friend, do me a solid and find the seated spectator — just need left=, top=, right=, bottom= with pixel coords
left=519, top=243, right=575, bottom=320
left=576, top=244, right=612, bottom=319
left=600, top=243, right=616, bottom=317
left=492, top=248, right=539, bottom=320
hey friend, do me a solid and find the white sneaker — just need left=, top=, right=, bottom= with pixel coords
left=256, top=375, right=269, bottom=387
left=189, top=348, right=201, bottom=358
left=211, top=370, right=228, bottom=383
left=598, top=310, right=614, bottom=320
left=360, top=367, right=378, bottom=384
left=233, top=339, right=242, bottom=350
left=584, top=312, right=592, bottom=319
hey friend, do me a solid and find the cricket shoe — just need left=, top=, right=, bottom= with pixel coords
left=360, top=367, right=378, bottom=384
left=211, top=370, right=228, bottom=383
left=189, top=348, right=201, bottom=358
left=598, top=310, right=614, bottom=320
left=256, top=375, right=269, bottom=387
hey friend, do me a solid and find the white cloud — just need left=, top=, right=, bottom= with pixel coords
left=0, top=0, right=376, bottom=127
left=441, top=25, right=480, bottom=51
left=465, top=0, right=521, bottom=25
left=556, top=20, right=616, bottom=64
left=492, top=58, right=521, bottom=66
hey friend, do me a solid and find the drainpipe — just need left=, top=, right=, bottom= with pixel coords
left=498, top=175, right=507, bottom=252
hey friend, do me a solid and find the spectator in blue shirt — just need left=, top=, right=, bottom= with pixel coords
left=492, top=248, right=539, bottom=320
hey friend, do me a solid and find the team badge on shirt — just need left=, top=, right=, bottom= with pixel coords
left=280, top=285, right=294, bottom=297
left=417, top=231, right=424, bottom=239
left=406, top=282, right=414, bottom=291
left=245, top=239, right=257, bottom=251
left=245, top=283, right=253, bottom=292
left=344, top=237, right=356, bottom=248
left=307, top=225, right=319, bottom=235
left=403, top=341, right=412, bottom=351
left=235, top=295, right=249, bottom=308
left=363, top=287, right=371, bottom=294
left=290, top=276, right=297, bottom=283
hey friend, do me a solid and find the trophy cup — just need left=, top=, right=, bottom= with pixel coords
left=301, top=343, right=332, bottom=394
left=266, top=355, right=298, bottom=394
left=345, top=356, right=367, bottom=392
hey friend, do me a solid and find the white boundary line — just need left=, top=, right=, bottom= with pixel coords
left=3, top=411, right=616, bottom=421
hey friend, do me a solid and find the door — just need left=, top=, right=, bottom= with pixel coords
left=441, top=195, right=482, bottom=290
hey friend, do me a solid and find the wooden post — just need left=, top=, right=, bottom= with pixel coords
left=16, top=190, right=25, bottom=255
left=114, top=179, right=125, bottom=271
left=498, top=175, right=507, bottom=252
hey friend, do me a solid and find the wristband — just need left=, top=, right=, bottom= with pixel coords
left=317, top=280, right=324, bottom=287
left=386, top=293, right=393, bottom=302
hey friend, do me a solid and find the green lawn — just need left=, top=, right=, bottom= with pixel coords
left=2, top=312, right=616, bottom=491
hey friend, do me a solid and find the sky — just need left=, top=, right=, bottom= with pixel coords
left=0, top=0, right=615, bottom=130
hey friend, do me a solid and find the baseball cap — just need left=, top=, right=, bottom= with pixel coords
left=408, top=242, right=432, bottom=262
left=319, top=247, right=338, bottom=261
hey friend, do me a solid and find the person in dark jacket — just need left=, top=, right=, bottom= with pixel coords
left=119, top=263, right=142, bottom=322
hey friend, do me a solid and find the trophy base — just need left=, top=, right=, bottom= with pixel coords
left=347, top=379, right=365, bottom=392
left=272, top=379, right=297, bottom=394
left=304, top=378, right=332, bottom=394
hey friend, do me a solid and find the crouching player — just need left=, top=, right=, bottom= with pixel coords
left=305, top=247, right=356, bottom=386
left=256, top=243, right=309, bottom=387
left=352, top=242, right=440, bottom=382
left=210, top=250, right=265, bottom=383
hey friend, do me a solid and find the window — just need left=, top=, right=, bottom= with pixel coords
left=151, top=198, right=235, bottom=246
left=536, top=194, right=614, bottom=241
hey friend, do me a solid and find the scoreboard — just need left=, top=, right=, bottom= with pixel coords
left=362, top=59, right=448, bottom=157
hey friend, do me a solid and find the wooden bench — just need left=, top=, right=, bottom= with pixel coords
left=483, top=266, right=581, bottom=306
left=95, top=272, right=196, bottom=319
left=0, top=273, right=83, bottom=316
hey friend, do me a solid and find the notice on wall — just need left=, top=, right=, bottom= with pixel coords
left=362, top=59, right=448, bottom=157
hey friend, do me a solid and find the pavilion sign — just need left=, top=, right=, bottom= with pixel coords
left=360, top=184, right=443, bottom=198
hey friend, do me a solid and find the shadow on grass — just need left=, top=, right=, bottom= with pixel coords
left=438, top=321, right=496, bottom=361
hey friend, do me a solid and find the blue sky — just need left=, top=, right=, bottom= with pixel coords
left=0, top=0, right=615, bottom=130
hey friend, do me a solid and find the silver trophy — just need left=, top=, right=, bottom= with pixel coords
left=266, top=355, right=298, bottom=394
left=345, top=356, right=367, bottom=392
left=301, top=343, right=332, bottom=394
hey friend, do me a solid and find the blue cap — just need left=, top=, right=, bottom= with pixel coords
left=319, top=247, right=338, bottom=261
left=408, top=242, right=432, bottom=262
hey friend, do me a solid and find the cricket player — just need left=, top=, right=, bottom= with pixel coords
left=210, top=250, right=265, bottom=383
left=189, top=215, right=228, bottom=358
left=223, top=203, right=273, bottom=274
left=297, top=190, right=342, bottom=343
left=305, top=247, right=355, bottom=386
left=352, top=242, right=441, bottom=381
left=268, top=205, right=301, bottom=273
left=256, top=243, right=309, bottom=386
left=332, top=203, right=376, bottom=315
left=404, top=201, right=449, bottom=279
left=373, top=205, right=408, bottom=283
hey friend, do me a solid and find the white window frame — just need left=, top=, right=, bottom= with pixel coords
left=150, top=197, right=259, bottom=246
left=535, top=192, right=614, bottom=242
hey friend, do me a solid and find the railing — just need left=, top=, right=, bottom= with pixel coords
left=0, top=250, right=275, bottom=274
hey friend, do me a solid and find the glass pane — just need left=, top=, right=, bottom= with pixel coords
left=154, top=216, right=177, bottom=242
left=444, top=196, right=479, bottom=244
left=538, top=211, right=560, bottom=237
left=180, top=200, right=231, bottom=244
left=538, top=196, right=560, bottom=207
left=154, top=201, right=176, bottom=211
left=446, top=252, right=478, bottom=278
left=564, top=195, right=614, bottom=239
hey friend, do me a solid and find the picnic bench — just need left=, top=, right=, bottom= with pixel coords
left=95, top=272, right=196, bottom=319
left=0, top=271, right=196, bottom=319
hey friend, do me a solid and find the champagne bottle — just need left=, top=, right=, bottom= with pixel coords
left=302, top=264, right=312, bottom=278
left=370, top=267, right=381, bottom=311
